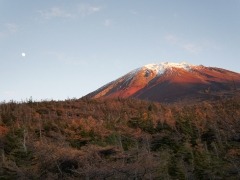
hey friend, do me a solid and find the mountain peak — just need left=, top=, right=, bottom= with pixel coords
left=86, top=62, right=240, bottom=103
left=143, top=62, right=193, bottom=75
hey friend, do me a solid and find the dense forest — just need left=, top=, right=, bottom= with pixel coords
left=0, top=95, right=240, bottom=179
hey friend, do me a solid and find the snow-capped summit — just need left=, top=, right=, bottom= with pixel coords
left=143, top=62, right=192, bottom=74
left=86, top=62, right=240, bottom=103
left=122, top=62, right=194, bottom=84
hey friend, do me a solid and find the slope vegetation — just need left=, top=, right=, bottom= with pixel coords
left=0, top=95, right=240, bottom=179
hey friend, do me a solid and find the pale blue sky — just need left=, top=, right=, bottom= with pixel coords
left=1, top=0, right=240, bottom=102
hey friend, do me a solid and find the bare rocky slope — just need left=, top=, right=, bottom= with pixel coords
left=86, top=62, right=240, bottom=103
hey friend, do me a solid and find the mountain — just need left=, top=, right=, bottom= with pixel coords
left=86, top=62, right=240, bottom=103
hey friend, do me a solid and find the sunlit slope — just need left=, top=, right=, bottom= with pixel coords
left=86, top=62, right=240, bottom=102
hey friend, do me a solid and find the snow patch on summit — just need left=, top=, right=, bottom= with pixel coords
left=143, top=62, right=192, bottom=76
left=121, top=62, right=193, bottom=84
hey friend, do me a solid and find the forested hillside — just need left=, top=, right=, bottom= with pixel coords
left=0, top=96, right=240, bottom=179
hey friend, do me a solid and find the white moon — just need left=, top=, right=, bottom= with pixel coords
left=22, top=53, right=25, bottom=57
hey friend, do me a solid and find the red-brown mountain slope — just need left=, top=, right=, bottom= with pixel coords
left=86, top=62, right=240, bottom=103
